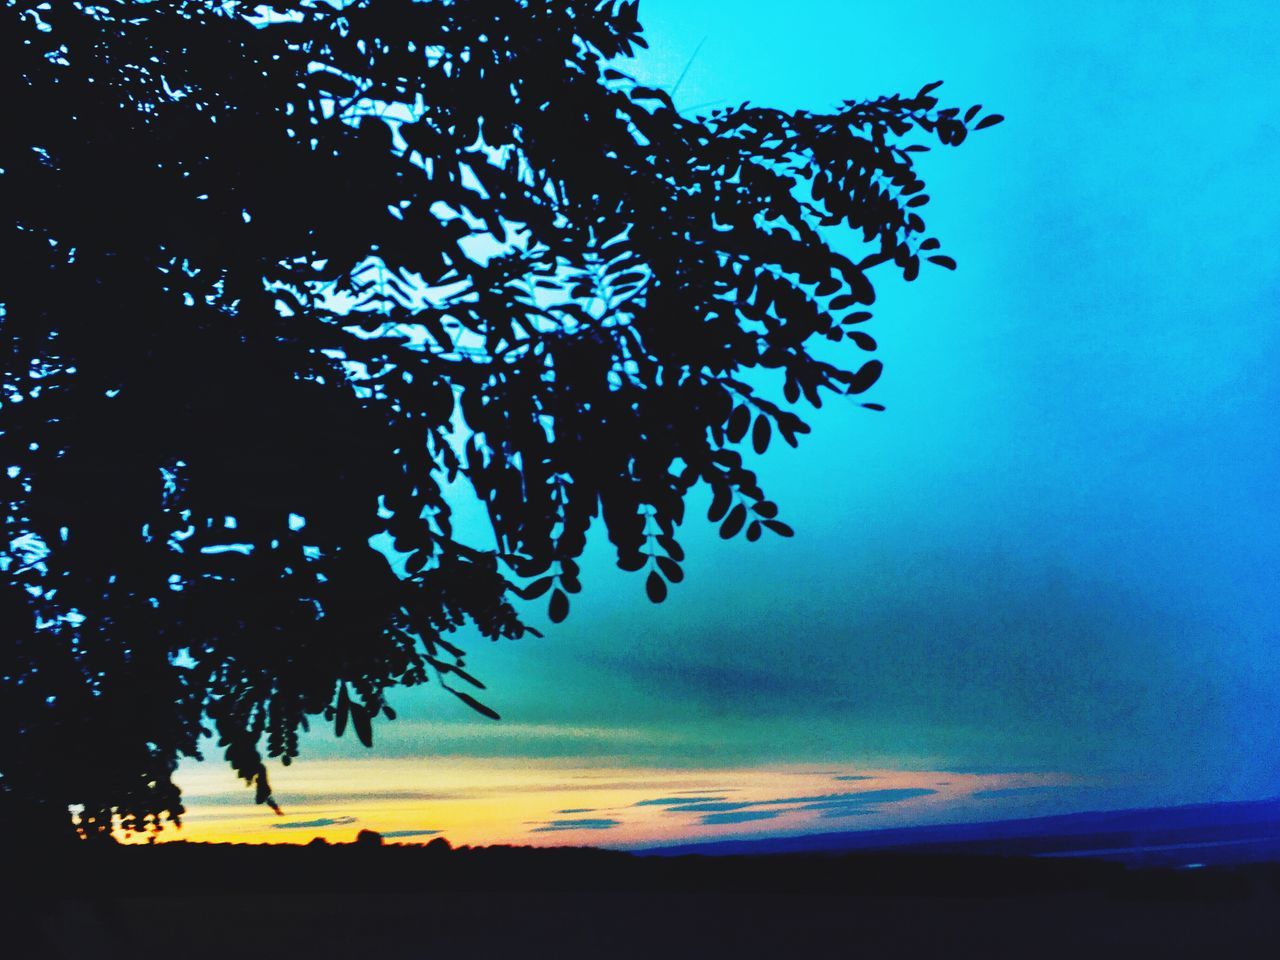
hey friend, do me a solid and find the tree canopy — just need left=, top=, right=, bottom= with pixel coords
left=0, top=0, right=1000, bottom=841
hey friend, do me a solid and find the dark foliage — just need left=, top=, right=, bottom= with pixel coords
left=0, top=0, right=999, bottom=839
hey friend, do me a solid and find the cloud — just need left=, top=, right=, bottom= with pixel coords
left=339, top=721, right=693, bottom=762
left=834, top=775, right=875, bottom=782
left=281, top=790, right=462, bottom=805
left=661, top=801, right=758, bottom=814
left=180, top=792, right=281, bottom=808
left=633, top=796, right=730, bottom=807
left=659, top=788, right=940, bottom=826
left=788, top=788, right=937, bottom=808
left=502, top=779, right=732, bottom=795
left=379, top=829, right=443, bottom=839
left=272, top=816, right=358, bottom=830
left=586, top=653, right=848, bottom=716
left=530, top=818, right=621, bottom=833
left=556, top=808, right=596, bottom=814
left=699, top=810, right=785, bottom=826
left=795, top=790, right=936, bottom=819
left=182, top=789, right=462, bottom=808
left=674, top=789, right=735, bottom=795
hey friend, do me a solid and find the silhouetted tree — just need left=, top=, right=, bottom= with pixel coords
left=0, top=0, right=1000, bottom=841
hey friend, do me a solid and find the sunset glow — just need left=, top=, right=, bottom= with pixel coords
left=145, top=757, right=1079, bottom=849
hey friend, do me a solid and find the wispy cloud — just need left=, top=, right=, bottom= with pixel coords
left=497, top=779, right=734, bottom=795
left=662, top=801, right=758, bottom=813
left=181, top=789, right=461, bottom=808
left=280, top=790, right=461, bottom=805
left=786, top=788, right=937, bottom=808
left=353, top=721, right=693, bottom=761
left=671, top=788, right=939, bottom=825
left=272, top=816, right=358, bottom=830
left=633, top=796, right=730, bottom=807
left=379, top=829, right=443, bottom=839
left=530, top=818, right=621, bottom=833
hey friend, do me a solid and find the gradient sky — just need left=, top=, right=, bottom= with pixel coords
left=170, top=1, right=1280, bottom=847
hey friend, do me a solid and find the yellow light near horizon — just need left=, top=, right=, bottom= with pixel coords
left=126, top=757, right=1078, bottom=849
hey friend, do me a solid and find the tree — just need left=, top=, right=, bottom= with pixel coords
left=0, top=0, right=1000, bottom=842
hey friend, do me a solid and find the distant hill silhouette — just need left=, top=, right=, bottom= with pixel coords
left=637, top=797, right=1280, bottom=866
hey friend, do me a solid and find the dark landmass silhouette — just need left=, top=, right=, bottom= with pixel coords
left=6, top=799, right=1280, bottom=958
left=636, top=796, right=1280, bottom=866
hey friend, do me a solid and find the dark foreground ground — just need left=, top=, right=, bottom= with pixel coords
left=8, top=842, right=1279, bottom=958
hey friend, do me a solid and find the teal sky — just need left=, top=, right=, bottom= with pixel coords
left=187, top=1, right=1280, bottom=830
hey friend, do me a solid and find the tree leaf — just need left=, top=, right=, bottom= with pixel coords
left=720, top=503, right=747, bottom=539
left=708, top=483, right=732, bottom=522
left=752, top=415, right=771, bottom=454
left=451, top=689, right=501, bottom=721
left=645, top=569, right=668, bottom=603
left=846, top=360, right=884, bottom=394
left=335, top=685, right=350, bottom=739
left=655, top=556, right=683, bottom=583
left=449, top=664, right=486, bottom=689
left=617, top=552, right=648, bottom=572
left=521, top=576, right=555, bottom=599
left=351, top=704, right=373, bottom=748
left=548, top=588, right=569, bottom=623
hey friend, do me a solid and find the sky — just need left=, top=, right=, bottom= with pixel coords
left=164, top=1, right=1280, bottom=848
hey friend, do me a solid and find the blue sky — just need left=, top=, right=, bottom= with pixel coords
left=178, top=1, right=1280, bottom=843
